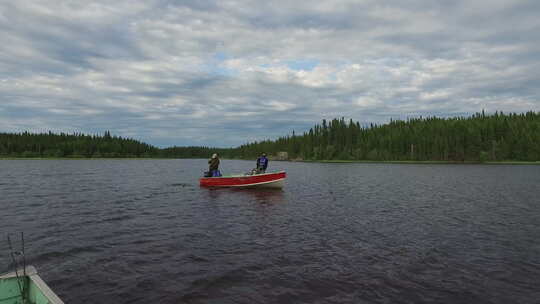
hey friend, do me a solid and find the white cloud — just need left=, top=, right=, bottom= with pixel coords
left=420, top=90, right=452, bottom=101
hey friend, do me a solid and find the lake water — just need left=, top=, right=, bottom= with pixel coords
left=1, top=159, right=539, bottom=303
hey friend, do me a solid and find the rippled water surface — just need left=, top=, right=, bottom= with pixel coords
left=1, top=159, right=540, bottom=303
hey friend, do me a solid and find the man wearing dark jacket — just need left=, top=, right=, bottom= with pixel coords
left=256, top=153, right=268, bottom=174
left=208, top=153, right=221, bottom=177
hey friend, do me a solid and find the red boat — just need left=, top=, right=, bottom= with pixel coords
left=200, top=171, right=286, bottom=188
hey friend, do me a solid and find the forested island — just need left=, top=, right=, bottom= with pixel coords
left=1, top=111, right=539, bottom=162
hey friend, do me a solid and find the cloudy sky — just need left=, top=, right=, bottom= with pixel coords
left=1, top=1, right=539, bottom=147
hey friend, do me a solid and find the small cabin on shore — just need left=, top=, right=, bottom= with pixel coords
left=276, top=152, right=288, bottom=160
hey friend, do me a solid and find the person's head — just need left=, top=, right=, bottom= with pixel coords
left=262, top=152, right=266, bottom=157
left=212, top=153, right=218, bottom=159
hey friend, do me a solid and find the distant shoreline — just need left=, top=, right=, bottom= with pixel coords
left=299, top=160, right=540, bottom=165
left=0, top=157, right=170, bottom=160
left=1, top=157, right=539, bottom=165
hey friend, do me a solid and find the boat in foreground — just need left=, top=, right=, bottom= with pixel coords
left=200, top=171, right=286, bottom=188
left=0, top=266, right=64, bottom=304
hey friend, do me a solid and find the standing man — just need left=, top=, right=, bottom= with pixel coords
left=208, top=153, right=221, bottom=177
left=256, top=152, right=268, bottom=174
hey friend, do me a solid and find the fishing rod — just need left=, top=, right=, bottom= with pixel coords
left=7, top=232, right=27, bottom=304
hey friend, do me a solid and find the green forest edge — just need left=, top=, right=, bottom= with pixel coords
left=1, top=111, right=539, bottom=164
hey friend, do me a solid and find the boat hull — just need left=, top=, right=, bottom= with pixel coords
left=0, top=266, right=64, bottom=304
left=200, top=171, right=286, bottom=188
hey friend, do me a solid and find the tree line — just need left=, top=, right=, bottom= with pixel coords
left=1, top=111, right=539, bottom=161
left=234, top=111, right=540, bottom=162
left=0, top=131, right=235, bottom=159
left=0, top=131, right=158, bottom=158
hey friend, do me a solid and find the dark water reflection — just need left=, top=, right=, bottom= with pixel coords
left=1, top=159, right=539, bottom=303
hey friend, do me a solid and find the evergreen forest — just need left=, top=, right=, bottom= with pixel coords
left=1, top=111, right=539, bottom=162
left=0, top=131, right=158, bottom=158
left=235, top=111, right=540, bottom=162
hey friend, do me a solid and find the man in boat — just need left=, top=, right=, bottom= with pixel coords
left=208, top=153, right=221, bottom=177
left=256, top=152, right=268, bottom=174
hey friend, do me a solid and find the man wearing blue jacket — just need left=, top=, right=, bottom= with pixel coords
left=256, top=152, right=269, bottom=174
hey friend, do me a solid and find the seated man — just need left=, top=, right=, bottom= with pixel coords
left=256, top=152, right=268, bottom=174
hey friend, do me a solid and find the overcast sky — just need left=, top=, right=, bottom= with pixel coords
left=1, top=1, right=539, bottom=147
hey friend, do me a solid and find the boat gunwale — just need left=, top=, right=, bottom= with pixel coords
left=0, top=266, right=64, bottom=304
left=223, top=178, right=285, bottom=187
